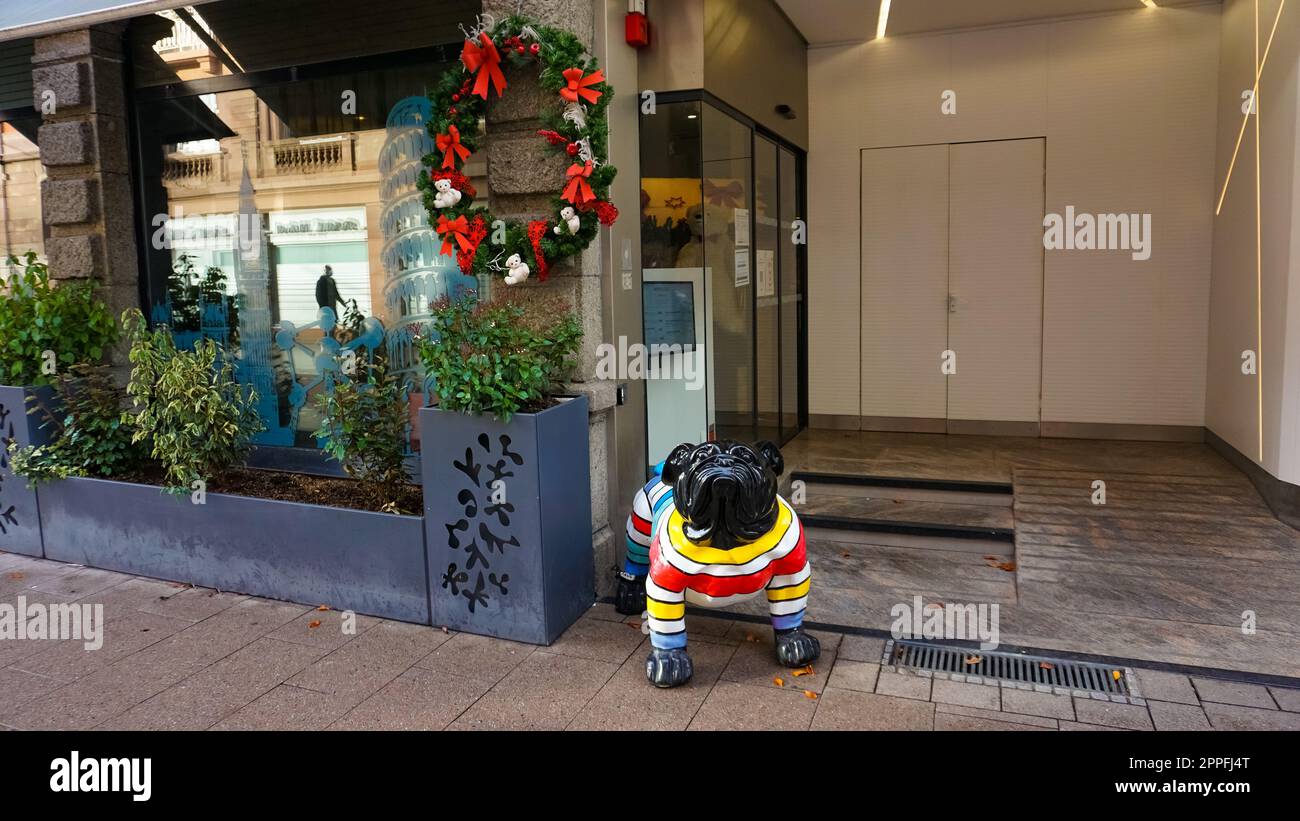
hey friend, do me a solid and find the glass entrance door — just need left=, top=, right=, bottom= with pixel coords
left=639, top=98, right=806, bottom=468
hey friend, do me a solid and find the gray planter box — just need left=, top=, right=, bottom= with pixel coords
left=0, top=384, right=55, bottom=557
left=421, top=397, right=593, bottom=645
left=39, top=476, right=430, bottom=623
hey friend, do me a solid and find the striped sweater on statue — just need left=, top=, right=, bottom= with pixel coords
left=646, top=495, right=810, bottom=651
left=622, top=475, right=673, bottom=577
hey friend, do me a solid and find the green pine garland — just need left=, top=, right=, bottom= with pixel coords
left=419, top=15, right=618, bottom=284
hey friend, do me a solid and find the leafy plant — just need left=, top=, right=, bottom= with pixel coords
left=416, top=293, right=582, bottom=421
left=0, top=251, right=118, bottom=386
left=314, top=359, right=411, bottom=512
left=121, top=309, right=264, bottom=493
left=166, top=252, right=239, bottom=342
left=6, top=364, right=143, bottom=486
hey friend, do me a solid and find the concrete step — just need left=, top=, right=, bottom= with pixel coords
left=789, top=471, right=1016, bottom=558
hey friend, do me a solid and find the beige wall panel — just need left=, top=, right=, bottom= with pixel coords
left=808, top=43, right=868, bottom=416
left=948, top=138, right=1044, bottom=422
left=860, top=144, right=949, bottom=419
left=1207, top=0, right=1299, bottom=479
left=858, top=35, right=954, bottom=150
left=1040, top=6, right=1217, bottom=427
left=808, top=5, right=1220, bottom=427
left=948, top=26, right=1048, bottom=143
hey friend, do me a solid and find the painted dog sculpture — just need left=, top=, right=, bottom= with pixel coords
left=615, top=440, right=819, bottom=688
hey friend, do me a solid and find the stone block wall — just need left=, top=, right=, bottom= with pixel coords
left=481, top=0, right=618, bottom=595
left=31, top=24, right=139, bottom=325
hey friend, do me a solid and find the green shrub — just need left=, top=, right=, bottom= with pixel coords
left=314, top=360, right=411, bottom=512
left=6, top=364, right=143, bottom=486
left=416, top=293, right=582, bottom=421
left=121, top=309, right=263, bottom=493
left=0, top=251, right=117, bottom=386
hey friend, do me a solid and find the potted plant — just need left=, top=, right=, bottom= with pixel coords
left=416, top=292, right=592, bottom=645
left=0, top=251, right=117, bottom=556
left=25, top=310, right=430, bottom=623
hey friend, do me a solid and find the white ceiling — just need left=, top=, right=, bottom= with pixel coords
left=775, top=0, right=1198, bottom=45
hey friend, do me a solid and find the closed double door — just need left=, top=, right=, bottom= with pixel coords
left=860, top=138, right=1045, bottom=429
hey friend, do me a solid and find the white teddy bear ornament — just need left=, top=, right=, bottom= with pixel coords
left=433, top=178, right=462, bottom=209
left=552, top=206, right=581, bottom=236
left=504, top=253, right=531, bottom=286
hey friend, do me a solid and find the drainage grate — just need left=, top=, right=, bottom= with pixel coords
left=885, top=639, right=1137, bottom=699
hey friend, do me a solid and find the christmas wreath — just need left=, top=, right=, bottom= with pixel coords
left=419, top=14, right=619, bottom=286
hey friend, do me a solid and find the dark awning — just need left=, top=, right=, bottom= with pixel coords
left=0, top=0, right=218, bottom=43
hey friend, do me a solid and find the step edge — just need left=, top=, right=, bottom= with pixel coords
left=790, top=471, right=1012, bottom=495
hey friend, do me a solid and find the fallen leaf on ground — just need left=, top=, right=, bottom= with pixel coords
left=1112, top=670, right=1122, bottom=681
left=996, top=561, right=1017, bottom=572
left=1039, top=661, right=1054, bottom=671
left=803, top=690, right=818, bottom=700
left=773, top=676, right=785, bottom=687
left=965, top=656, right=982, bottom=665
left=983, top=555, right=999, bottom=561
left=5, top=572, right=24, bottom=581
left=308, top=620, right=322, bottom=629
left=840, top=550, right=851, bottom=558
left=792, top=665, right=815, bottom=677
left=316, top=605, right=330, bottom=612
left=745, top=633, right=759, bottom=643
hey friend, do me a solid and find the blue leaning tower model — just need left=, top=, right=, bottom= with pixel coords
left=379, top=96, right=479, bottom=395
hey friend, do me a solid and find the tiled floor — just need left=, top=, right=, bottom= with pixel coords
left=2, top=551, right=1298, bottom=731
left=738, top=430, right=1300, bottom=677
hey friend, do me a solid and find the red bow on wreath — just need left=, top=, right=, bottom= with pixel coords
left=461, top=33, right=507, bottom=99
left=436, top=214, right=473, bottom=257
left=436, top=125, right=470, bottom=170
left=560, top=68, right=605, bottom=106
left=563, top=161, right=595, bottom=205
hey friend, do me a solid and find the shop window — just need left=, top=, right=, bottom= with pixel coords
left=131, top=6, right=484, bottom=448
left=0, top=114, right=43, bottom=277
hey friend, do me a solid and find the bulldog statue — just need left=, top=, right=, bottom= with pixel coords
left=616, top=440, right=819, bottom=688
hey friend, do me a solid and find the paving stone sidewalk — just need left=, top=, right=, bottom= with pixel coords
left=2, top=551, right=1299, bottom=731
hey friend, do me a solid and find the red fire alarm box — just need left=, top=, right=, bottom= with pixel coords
left=626, top=0, right=650, bottom=48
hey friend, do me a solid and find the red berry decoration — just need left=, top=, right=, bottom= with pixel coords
left=448, top=108, right=457, bottom=116
left=529, top=43, right=540, bottom=55
left=566, top=143, right=579, bottom=156
left=452, top=93, right=460, bottom=102
left=516, top=45, right=525, bottom=54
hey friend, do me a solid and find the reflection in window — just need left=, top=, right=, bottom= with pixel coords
left=0, top=118, right=44, bottom=276
left=134, top=9, right=484, bottom=448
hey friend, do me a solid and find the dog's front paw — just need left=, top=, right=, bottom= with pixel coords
left=646, top=647, right=694, bottom=688
left=614, top=572, right=646, bottom=616
left=774, top=628, right=821, bottom=668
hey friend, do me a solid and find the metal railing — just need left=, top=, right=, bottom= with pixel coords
left=266, top=135, right=357, bottom=176
left=162, top=152, right=225, bottom=186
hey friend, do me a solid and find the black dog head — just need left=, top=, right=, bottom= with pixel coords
left=662, top=440, right=785, bottom=549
